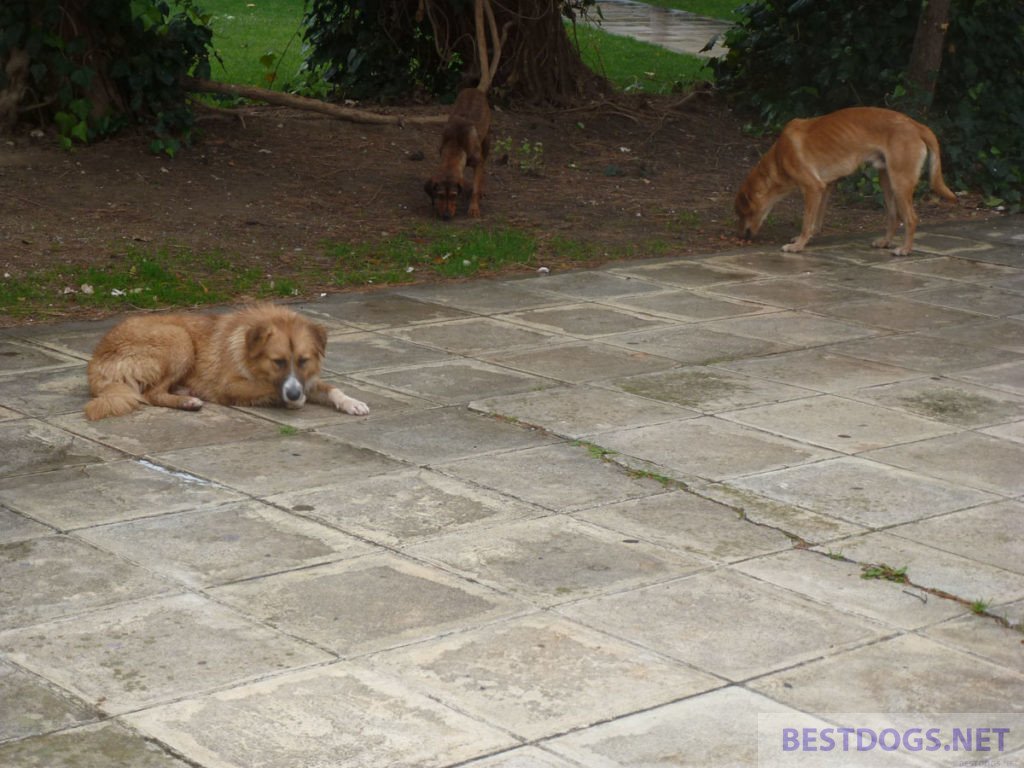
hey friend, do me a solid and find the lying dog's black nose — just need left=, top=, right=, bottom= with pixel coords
left=283, top=380, right=303, bottom=402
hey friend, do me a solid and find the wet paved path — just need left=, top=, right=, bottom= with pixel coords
left=597, top=0, right=732, bottom=57
left=2, top=219, right=1024, bottom=766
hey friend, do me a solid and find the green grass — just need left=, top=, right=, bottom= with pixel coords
left=325, top=226, right=537, bottom=286
left=571, top=23, right=712, bottom=94
left=193, top=0, right=308, bottom=89
left=0, top=248, right=309, bottom=318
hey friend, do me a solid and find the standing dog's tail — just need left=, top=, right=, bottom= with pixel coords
left=919, top=125, right=958, bottom=204
left=84, top=381, right=145, bottom=421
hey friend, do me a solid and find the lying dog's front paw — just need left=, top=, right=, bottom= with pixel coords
left=329, top=389, right=370, bottom=415
left=181, top=397, right=204, bottom=411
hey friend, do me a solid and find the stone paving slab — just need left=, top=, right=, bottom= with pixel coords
left=50, top=403, right=280, bottom=456
left=544, top=687, right=805, bottom=768
left=847, top=375, right=1024, bottom=427
left=0, top=721, right=194, bottom=768
left=862, top=431, right=1024, bottom=496
left=0, top=419, right=122, bottom=478
left=0, top=659, right=97, bottom=742
left=0, top=365, right=89, bottom=418
left=921, top=317, right=1024, bottom=354
left=406, top=514, right=707, bottom=606
left=719, top=394, right=955, bottom=453
left=732, top=549, right=966, bottom=630
left=469, top=384, right=699, bottom=438
left=561, top=568, right=888, bottom=682
left=436, top=442, right=669, bottom=511
left=594, top=416, right=838, bottom=481
left=814, top=531, right=1024, bottom=604
left=730, top=456, right=997, bottom=528
left=268, top=468, right=545, bottom=547
left=0, top=593, right=332, bottom=714
left=572, top=489, right=793, bottom=563
left=125, top=664, right=515, bottom=768
left=352, top=359, right=559, bottom=404
left=607, top=365, right=816, bottom=413
left=484, top=341, right=678, bottom=383
left=0, top=459, right=244, bottom=530
left=0, top=536, right=174, bottom=630
left=77, top=500, right=372, bottom=587
left=363, top=614, right=722, bottom=741
left=318, top=405, right=557, bottom=464
left=748, top=633, right=1024, bottom=726
left=211, top=553, right=529, bottom=656
left=153, top=432, right=404, bottom=496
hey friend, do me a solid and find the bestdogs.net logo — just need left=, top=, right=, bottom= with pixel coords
left=757, top=714, right=1023, bottom=767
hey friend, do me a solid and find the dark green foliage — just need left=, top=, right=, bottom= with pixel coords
left=301, top=0, right=463, bottom=102
left=0, top=0, right=212, bottom=153
left=713, top=0, right=1024, bottom=208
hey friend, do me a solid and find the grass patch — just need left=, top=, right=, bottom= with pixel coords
left=0, top=248, right=310, bottom=318
left=189, top=0, right=307, bottom=89
left=325, top=226, right=537, bottom=287
left=571, top=23, right=712, bottom=94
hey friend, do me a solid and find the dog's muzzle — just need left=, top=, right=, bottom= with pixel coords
left=282, top=375, right=305, bottom=408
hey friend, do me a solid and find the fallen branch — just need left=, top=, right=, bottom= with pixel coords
left=182, top=77, right=447, bottom=126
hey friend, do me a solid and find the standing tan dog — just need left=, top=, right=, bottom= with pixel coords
left=85, top=304, right=369, bottom=420
left=424, top=0, right=503, bottom=220
left=735, top=107, right=957, bottom=255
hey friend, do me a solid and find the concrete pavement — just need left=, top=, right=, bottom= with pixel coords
left=1, top=219, right=1023, bottom=767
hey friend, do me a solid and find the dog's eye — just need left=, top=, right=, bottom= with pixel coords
left=273, top=358, right=287, bottom=370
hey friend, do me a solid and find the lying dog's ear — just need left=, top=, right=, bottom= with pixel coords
left=311, top=322, right=328, bottom=358
left=245, top=322, right=272, bottom=353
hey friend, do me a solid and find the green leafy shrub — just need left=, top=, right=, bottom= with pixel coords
left=712, top=0, right=1024, bottom=209
left=0, top=0, right=212, bottom=153
left=302, top=0, right=462, bottom=102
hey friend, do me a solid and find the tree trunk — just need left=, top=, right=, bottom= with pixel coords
left=904, top=0, right=952, bottom=113
left=429, top=0, right=609, bottom=103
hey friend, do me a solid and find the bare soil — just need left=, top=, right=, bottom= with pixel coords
left=0, top=93, right=992, bottom=326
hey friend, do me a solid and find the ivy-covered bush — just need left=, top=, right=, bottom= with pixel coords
left=302, top=0, right=463, bottom=102
left=0, top=0, right=212, bottom=154
left=713, top=0, right=1024, bottom=209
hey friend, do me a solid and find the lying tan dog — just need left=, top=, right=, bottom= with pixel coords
left=735, top=106, right=957, bottom=255
left=424, top=87, right=492, bottom=220
left=85, top=304, right=369, bottom=420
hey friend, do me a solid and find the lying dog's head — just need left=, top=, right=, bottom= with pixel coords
left=241, top=307, right=328, bottom=409
left=425, top=176, right=463, bottom=221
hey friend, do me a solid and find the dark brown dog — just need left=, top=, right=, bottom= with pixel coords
left=425, top=0, right=503, bottom=220
left=424, top=88, right=491, bottom=220
left=735, top=107, right=958, bottom=255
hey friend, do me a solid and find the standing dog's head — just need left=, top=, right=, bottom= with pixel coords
left=734, top=146, right=784, bottom=241
left=240, top=306, right=328, bottom=409
left=425, top=175, right=462, bottom=221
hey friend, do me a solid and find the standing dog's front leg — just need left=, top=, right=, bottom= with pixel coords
left=782, top=181, right=826, bottom=253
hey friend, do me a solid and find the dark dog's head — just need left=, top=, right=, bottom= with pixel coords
left=425, top=176, right=463, bottom=221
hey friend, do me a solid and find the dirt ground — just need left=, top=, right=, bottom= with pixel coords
left=0, top=93, right=993, bottom=326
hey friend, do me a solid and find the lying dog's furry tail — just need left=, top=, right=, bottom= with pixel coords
left=920, top=126, right=958, bottom=204
left=84, top=382, right=145, bottom=421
